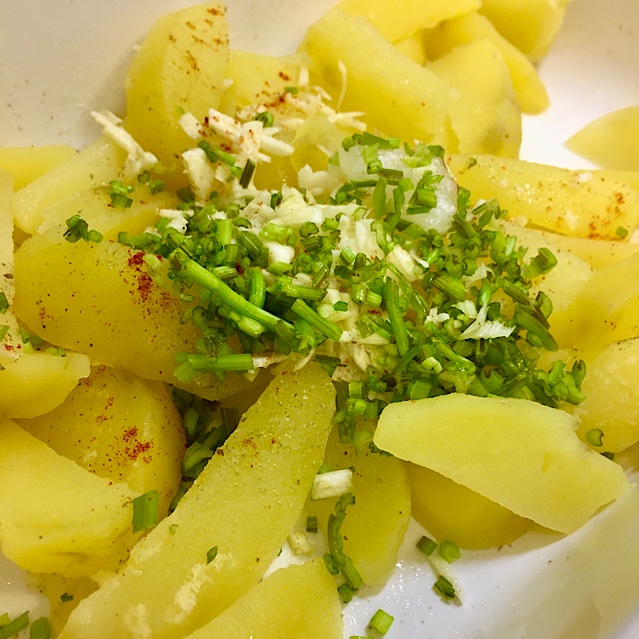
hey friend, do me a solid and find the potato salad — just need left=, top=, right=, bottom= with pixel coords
left=1, top=1, right=639, bottom=638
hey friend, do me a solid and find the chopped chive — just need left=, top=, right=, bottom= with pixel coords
left=616, top=226, right=629, bottom=238
left=585, top=428, right=604, bottom=447
left=416, top=535, right=438, bottom=556
left=206, top=546, right=218, bottom=564
left=0, top=611, right=29, bottom=639
left=60, top=592, right=74, bottom=603
left=239, top=159, right=256, bottom=188
left=290, top=299, right=343, bottom=342
left=29, top=617, right=51, bottom=639
left=306, top=516, right=318, bottom=534
left=438, top=539, right=461, bottom=563
left=0, top=325, right=9, bottom=341
left=0, top=293, right=8, bottom=313
left=132, top=490, right=159, bottom=533
left=434, top=575, right=456, bottom=598
left=333, top=301, right=349, bottom=312
left=254, top=111, right=274, bottom=127
left=368, top=609, right=394, bottom=635
left=383, top=278, right=409, bottom=357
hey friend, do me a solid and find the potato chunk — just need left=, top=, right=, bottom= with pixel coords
left=408, top=464, right=532, bottom=549
left=306, top=426, right=411, bottom=585
left=18, top=365, right=184, bottom=517
left=374, top=394, right=629, bottom=533
left=13, top=231, right=253, bottom=401
left=301, top=9, right=455, bottom=149
left=0, top=419, right=133, bottom=578
left=124, top=3, right=230, bottom=175
left=447, top=154, right=639, bottom=240
left=59, top=362, right=335, bottom=639
left=0, top=351, right=90, bottom=419
left=182, top=560, right=342, bottom=639
left=0, top=145, right=77, bottom=191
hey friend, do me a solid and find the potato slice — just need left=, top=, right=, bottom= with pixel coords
left=447, top=153, right=639, bottom=240
left=301, top=9, right=456, bottom=149
left=0, top=419, right=133, bottom=578
left=428, top=39, right=521, bottom=157
left=37, top=185, right=177, bottom=241
left=334, top=0, right=480, bottom=43
left=17, top=365, right=184, bottom=517
left=424, top=11, right=549, bottom=114
left=571, top=253, right=639, bottom=349
left=0, top=145, right=77, bottom=191
left=572, top=339, right=639, bottom=453
left=0, top=351, right=90, bottom=419
left=479, top=0, right=571, bottom=61
left=59, top=362, right=335, bottom=639
left=408, top=464, right=532, bottom=549
left=306, top=425, right=411, bottom=586
left=566, top=106, right=639, bottom=171
left=124, top=3, right=230, bottom=176
left=12, top=137, right=126, bottom=235
left=13, top=231, right=254, bottom=401
left=374, top=394, right=629, bottom=533
left=182, top=560, right=342, bottom=639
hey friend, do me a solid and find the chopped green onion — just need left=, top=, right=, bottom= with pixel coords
left=206, top=546, right=218, bottom=564
left=438, top=539, right=461, bottom=563
left=0, top=293, right=8, bottom=313
left=616, top=226, right=629, bottom=238
left=29, top=617, right=51, bottom=639
left=60, top=593, right=74, bottom=603
left=416, top=535, right=438, bottom=556
left=290, top=299, right=343, bottom=342
left=0, top=325, right=10, bottom=340
left=434, top=575, right=456, bottom=598
left=306, top=516, right=318, bottom=534
left=0, top=611, right=29, bottom=639
left=368, top=609, right=394, bottom=635
left=132, top=490, right=159, bottom=533
left=383, top=278, right=409, bottom=357
left=254, top=111, right=274, bottom=127
left=585, top=428, right=604, bottom=447
left=239, top=159, right=256, bottom=188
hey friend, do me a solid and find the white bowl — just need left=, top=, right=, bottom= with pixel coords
left=2, top=1, right=639, bottom=637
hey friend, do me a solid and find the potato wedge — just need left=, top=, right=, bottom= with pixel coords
left=0, top=145, right=77, bottom=191
left=182, top=560, right=342, bottom=639
left=0, top=419, right=133, bottom=578
left=374, top=394, right=629, bottom=533
left=13, top=231, right=254, bottom=401
left=59, top=362, right=335, bottom=639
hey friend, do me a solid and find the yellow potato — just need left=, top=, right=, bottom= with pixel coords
left=394, top=31, right=428, bottom=65
left=479, top=0, right=571, bottom=61
left=428, top=39, right=521, bottom=157
left=60, top=362, right=335, bottom=639
left=424, top=11, right=549, bottom=114
left=0, top=419, right=133, bottom=578
left=306, top=425, right=411, bottom=586
left=408, top=464, right=532, bottom=549
left=0, top=145, right=77, bottom=191
left=374, top=394, right=629, bottom=533
left=301, top=9, right=456, bottom=149
left=0, top=352, right=90, bottom=419
left=570, top=253, right=639, bottom=350
left=124, top=3, right=230, bottom=176
left=498, top=220, right=594, bottom=348
left=17, top=365, right=184, bottom=517
left=447, top=153, right=639, bottom=240
left=566, top=106, right=639, bottom=171
left=37, top=185, right=177, bottom=241
left=13, top=231, right=254, bottom=401
left=12, top=137, right=126, bottom=235
left=183, top=560, right=342, bottom=639
left=571, top=339, right=639, bottom=453
left=334, top=0, right=480, bottom=43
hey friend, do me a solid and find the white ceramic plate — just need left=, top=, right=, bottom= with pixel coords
left=2, top=0, right=639, bottom=637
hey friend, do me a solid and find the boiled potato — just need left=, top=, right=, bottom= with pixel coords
left=479, top=0, right=571, bottom=61
left=447, top=153, right=639, bottom=240
left=566, top=106, right=639, bottom=171
left=306, top=425, right=411, bottom=585
left=301, top=9, right=456, bottom=149
left=0, top=351, right=90, bottom=419
left=571, top=253, right=639, bottom=349
left=334, top=0, right=480, bottom=43
left=498, top=220, right=594, bottom=348
left=37, top=185, right=177, bottom=240
left=408, top=464, right=532, bottom=549
left=423, top=11, right=549, bottom=114
left=183, top=560, right=342, bottom=639
left=428, top=39, right=521, bottom=157
left=374, top=394, right=629, bottom=533
left=124, top=3, right=230, bottom=177
left=0, top=419, right=133, bottom=578
left=13, top=230, right=254, bottom=401
left=60, top=363, right=335, bottom=639
left=394, top=31, right=428, bottom=65
left=12, top=137, right=126, bottom=235
left=0, top=145, right=77, bottom=191
left=18, top=365, right=184, bottom=517
left=572, top=339, right=639, bottom=453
